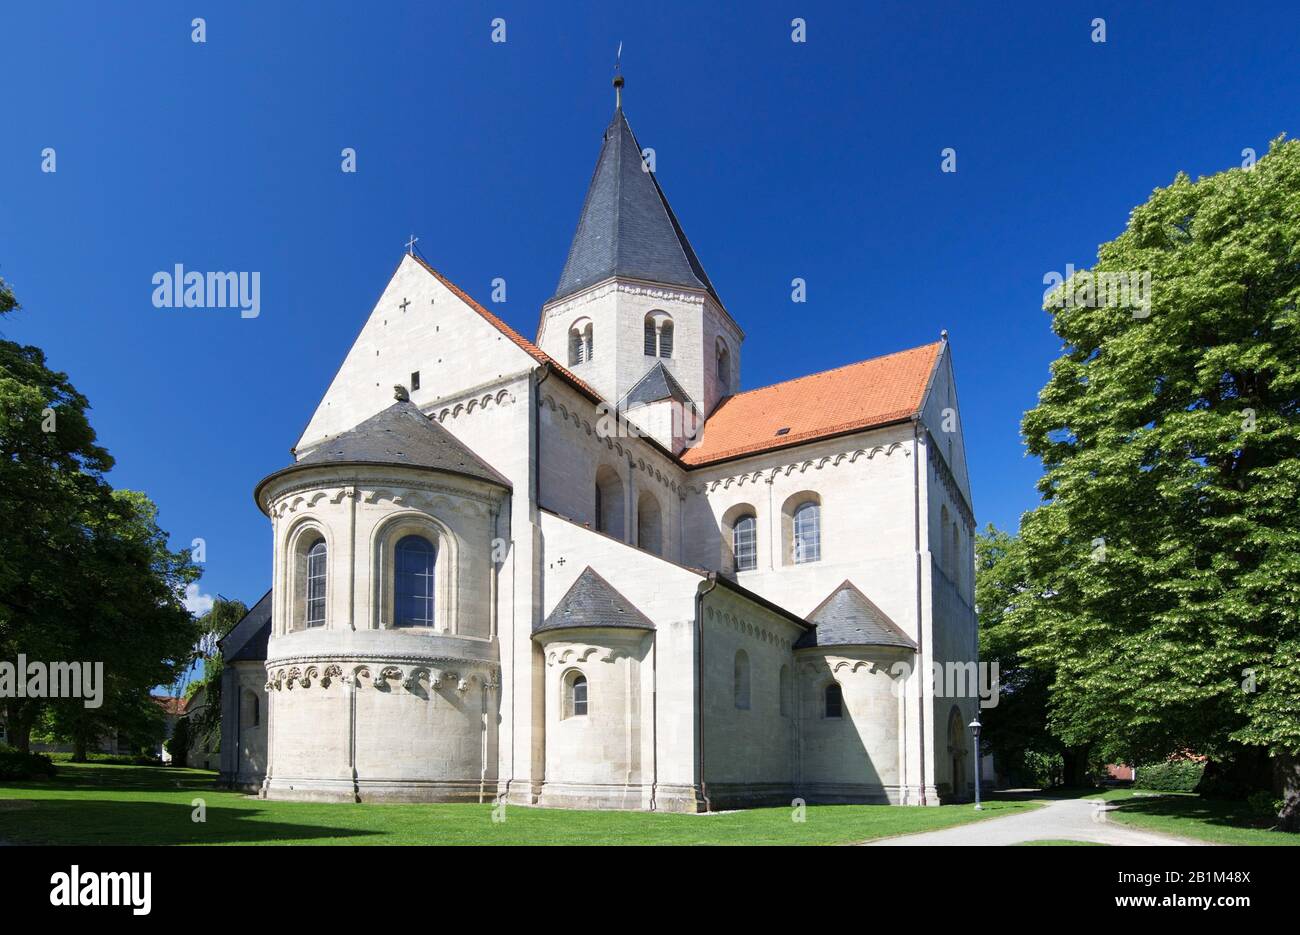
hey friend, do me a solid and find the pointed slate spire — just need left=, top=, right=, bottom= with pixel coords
left=551, top=101, right=721, bottom=306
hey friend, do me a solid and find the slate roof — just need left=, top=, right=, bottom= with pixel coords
left=291, top=400, right=510, bottom=488
left=551, top=107, right=722, bottom=307
left=794, top=580, right=917, bottom=650
left=221, top=589, right=273, bottom=663
left=682, top=342, right=944, bottom=466
left=620, top=361, right=696, bottom=410
left=536, top=566, right=656, bottom=635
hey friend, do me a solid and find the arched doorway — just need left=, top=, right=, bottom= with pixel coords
left=947, top=706, right=968, bottom=800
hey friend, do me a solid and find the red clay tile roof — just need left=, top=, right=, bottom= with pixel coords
left=681, top=342, right=943, bottom=467
left=414, top=254, right=940, bottom=470
left=410, top=254, right=602, bottom=401
left=152, top=695, right=186, bottom=717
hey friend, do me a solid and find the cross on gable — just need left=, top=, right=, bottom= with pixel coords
left=405, top=234, right=419, bottom=255
left=556, top=557, right=566, bottom=566
left=399, top=297, right=411, bottom=313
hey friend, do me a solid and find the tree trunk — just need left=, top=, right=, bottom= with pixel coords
left=1198, top=744, right=1271, bottom=799
left=4, top=700, right=35, bottom=753
left=1062, top=745, right=1091, bottom=787
left=71, top=730, right=88, bottom=763
left=1273, top=753, right=1300, bottom=833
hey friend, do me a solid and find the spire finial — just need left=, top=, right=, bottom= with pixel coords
left=613, top=41, right=624, bottom=109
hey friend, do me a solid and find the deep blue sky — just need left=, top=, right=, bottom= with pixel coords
left=2, top=1, right=1297, bottom=612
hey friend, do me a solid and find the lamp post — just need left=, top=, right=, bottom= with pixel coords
left=968, top=716, right=983, bottom=810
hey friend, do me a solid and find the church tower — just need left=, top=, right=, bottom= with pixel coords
left=536, top=76, right=744, bottom=450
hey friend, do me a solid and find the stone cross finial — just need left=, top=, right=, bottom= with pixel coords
left=394, top=385, right=410, bottom=401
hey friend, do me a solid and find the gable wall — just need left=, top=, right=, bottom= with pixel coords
left=297, top=256, right=538, bottom=455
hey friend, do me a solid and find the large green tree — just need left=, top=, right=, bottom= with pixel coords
left=1015, top=138, right=1300, bottom=822
left=1, top=275, right=201, bottom=755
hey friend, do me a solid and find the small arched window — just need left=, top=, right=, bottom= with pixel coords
left=564, top=670, right=588, bottom=718
left=732, top=513, right=757, bottom=572
left=734, top=650, right=751, bottom=710
left=792, top=500, right=821, bottom=564
left=394, top=535, right=436, bottom=627
left=825, top=682, right=844, bottom=719
left=716, top=339, right=731, bottom=393
left=305, top=539, right=327, bottom=627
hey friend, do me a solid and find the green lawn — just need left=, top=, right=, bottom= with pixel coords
left=1094, top=788, right=1300, bottom=846
left=0, top=762, right=1039, bottom=846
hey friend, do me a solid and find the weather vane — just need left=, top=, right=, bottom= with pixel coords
left=613, top=41, right=624, bottom=108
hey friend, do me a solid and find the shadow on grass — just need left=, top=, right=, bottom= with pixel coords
left=1106, top=793, right=1278, bottom=832
left=0, top=798, right=379, bottom=845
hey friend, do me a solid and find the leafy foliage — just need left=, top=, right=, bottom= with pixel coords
left=1012, top=138, right=1300, bottom=772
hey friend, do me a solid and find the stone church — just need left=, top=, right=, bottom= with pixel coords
left=217, top=82, right=979, bottom=811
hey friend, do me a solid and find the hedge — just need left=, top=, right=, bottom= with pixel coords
left=1134, top=758, right=1205, bottom=792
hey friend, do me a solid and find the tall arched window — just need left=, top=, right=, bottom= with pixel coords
left=732, top=513, right=757, bottom=572
left=792, top=500, right=821, bottom=564
left=951, top=521, right=961, bottom=588
left=825, top=682, right=844, bottom=719
left=637, top=491, right=663, bottom=556
left=568, top=319, right=594, bottom=365
left=939, top=505, right=951, bottom=576
left=716, top=338, right=731, bottom=393
left=394, top=535, right=436, bottom=627
left=594, top=465, right=624, bottom=539
left=734, top=650, right=751, bottom=710
left=305, top=538, right=327, bottom=627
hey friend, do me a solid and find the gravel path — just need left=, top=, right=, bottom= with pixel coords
left=865, top=797, right=1211, bottom=846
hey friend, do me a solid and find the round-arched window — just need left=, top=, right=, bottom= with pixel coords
left=394, top=535, right=436, bottom=627
left=305, top=539, right=327, bottom=627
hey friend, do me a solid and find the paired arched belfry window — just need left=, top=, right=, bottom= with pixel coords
left=305, top=539, right=327, bottom=627
left=716, top=338, right=731, bottom=393
left=568, top=318, right=594, bottom=366
left=643, top=312, right=673, bottom=358
left=734, top=649, right=751, bottom=709
left=732, top=513, right=757, bottom=572
left=792, top=500, right=821, bottom=564
left=394, top=535, right=436, bottom=627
